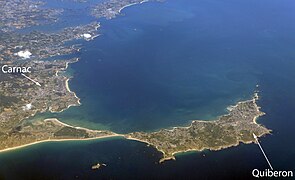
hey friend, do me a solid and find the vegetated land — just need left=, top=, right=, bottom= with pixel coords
left=126, top=94, right=271, bottom=162
left=0, top=59, right=117, bottom=151
left=0, top=0, right=270, bottom=163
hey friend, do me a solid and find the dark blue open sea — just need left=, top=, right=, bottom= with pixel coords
left=1, top=0, right=295, bottom=179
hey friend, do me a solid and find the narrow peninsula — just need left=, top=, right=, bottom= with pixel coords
left=126, top=94, right=271, bottom=162
left=0, top=0, right=271, bottom=164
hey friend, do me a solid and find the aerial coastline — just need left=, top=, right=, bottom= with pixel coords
left=126, top=93, right=271, bottom=162
left=0, top=0, right=164, bottom=155
left=0, top=92, right=271, bottom=163
left=118, top=0, right=149, bottom=13
left=0, top=0, right=271, bottom=164
left=64, top=78, right=81, bottom=108
left=0, top=133, right=123, bottom=155
left=1, top=0, right=295, bottom=179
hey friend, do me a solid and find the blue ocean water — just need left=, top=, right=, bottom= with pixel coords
left=1, top=0, right=295, bottom=179
left=52, top=0, right=260, bottom=133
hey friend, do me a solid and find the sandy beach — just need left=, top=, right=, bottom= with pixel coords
left=118, top=0, right=149, bottom=13
left=0, top=134, right=123, bottom=154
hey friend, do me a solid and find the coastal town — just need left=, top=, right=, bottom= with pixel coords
left=126, top=94, right=271, bottom=162
left=0, top=0, right=155, bottom=154
left=0, top=57, right=119, bottom=150
left=0, top=0, right=271, bottom=165
left=0, top=22, right=100, bottom=62
left=0, top=0, right=62, bottom=31
left=91, top=0, right=153, bottom=19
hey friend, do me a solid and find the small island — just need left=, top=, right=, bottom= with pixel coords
left=92, top=163, right=107, bottom=170
left=0, top=0, right=271, bottom=164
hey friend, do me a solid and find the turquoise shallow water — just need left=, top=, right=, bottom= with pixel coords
left=1, top=0, right=295, bottom=179
left=50, top=0, right=259, bottom=133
